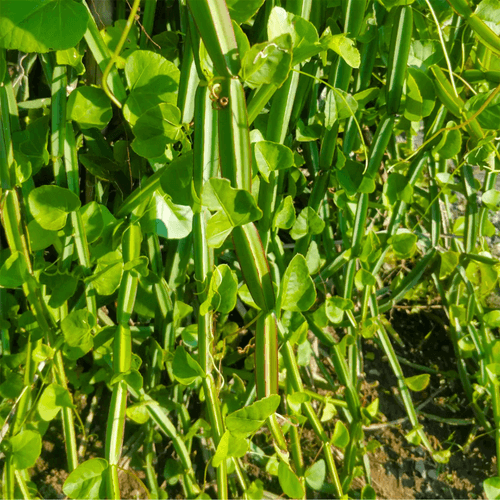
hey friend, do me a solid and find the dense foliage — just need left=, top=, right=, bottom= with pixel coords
left=1, top=0, right=500, bottom=498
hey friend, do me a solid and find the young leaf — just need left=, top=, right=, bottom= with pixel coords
left=327, top=34, right=360, bottom=68
left=305, top=459, right=326, bottom=490
left=40, top=271, right=78, bottom=308
left=0, top=252, right=28, bottom=289
left=278, top=461, right=305, bottom=499
left=240, top=35, right=292, bottom=88
left=200, top=264, right=238, bottom=315
left=439, top=251, right=459, bottom=280
left=131, top=103, right=183, bottom=158
left=253, top=141, right=294, bottom=182
left=325, top=296, right=354, bottom=324
left=202, top=178, right=263, bottom=227
left=172, top=345, right=205, bottom=385
left=384, top=173, right=413, bottom=205
left=212, top=430, right=249, bottom=467
left=61, top=310, right=95, bottom=350
left=227, top=0, right=265, bottom=24
left=268, top=7, right=319, bottom=64
left=226, top=394, right=281, bottom=436
left=124, top=50, right=180, bottom=125
left=484, top=476, right=500, bottom=500
left=142, top=192, right=193, bottom=240
left=67, top=87, right=113, bottom=130
left=273, top=196, right=296, bottom=230
left=290, top=207, right=325, bottom=240
left=38, top=383, right=75, bottom=421
left=279, top=254, right=316, bottom=312
left=482, top=190, right=500, bottom=211
left=63, top=458, right=108, bottom=500
left=10, top=430, right=42, bottom=469
left=88, top=249, right=123, bottom=295
left=331, top=420, right=350, bottom=448
left=405, top=374, right=430, bottom=392
left=354, top=268, right=376, bottom=291
left=390, top=232, right=418, bottom=259
left=28, top=185, right=81, bottom=231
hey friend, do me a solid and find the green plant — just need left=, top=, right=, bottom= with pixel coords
left=1, top=0, right=500, bottom=498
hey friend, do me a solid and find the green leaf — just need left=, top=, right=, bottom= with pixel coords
left=321, top=401, right=337, bottom=422
left=439, top=251, right=459, bottom=280
left=305, top=459, right=326, bottom=491
left=384, top=173, right=413, bottom=205
left=362, top=485, right=377, bottom=500
left=245, top=480, right=264, bottom=500
left=405, top=374, right=430, bottom=391
left=331, top=420, right=350, bottom=448
left=484, top=477, right=500, bottom=500
left=88, top=251, right=123, bottom=296
left=67, top=87, right=112, bottom=130
left=131, top=103, right=183, bottom=158
left=484, top=310, right=500, bottom=327
left=328, top=34, right=360, bottom=68
left=172, top=345, right=205, bottom=385
left=61, top=310, right=95, bottom=354
left=212, top=430, right=249, bottom=467
left=287, top=391, right=310, bottom=412
left=290, top=207, right=325, bottom=240
left=432, top=121, right=462, bottom=159
left=268, top=7, right=319, bottom=64
left=126, top=403, right=150, bottom=424
left=240, top=34, right=292, bottom=89
left=483, top=190, right=500, bottom=211
left=0, top=252, right=28, bottom=288
left=38, top=383, right=75, bottom=421
left=63, top=458, right=108, bottom=500
left=27, top=219, right=57, bottom=251
left=404, top=71, right=423, bottom=122
left=227, top=0, right=265, bottom=24
left=466, top=259, right=498, bottom=298
left=273, top=195, right=296, bottom=230
left=376, top=0, right=415, bottom=9
left=28, top=185, right=81, bottom=231
left=486, top=363, right=500, bottom=385
left=56, top=47, right=85, bottom=74
left=326, top=296, right=354, bottom=324
left=306, top=240, right=322, bottom=275
left=142, top=192, right=193, bottom=240
left=0, top=373, right=24, bottom=399
left=354, top=268, right=376, bottom=290
left=465, top=89, right=500, bottom=130
left=253, top=141, right=294, bottom=182
left=226, top=394, right=281, bottom=437
left=13, top=115, right=50, bottom=175
left=408, top=40, right=443, bottom=70
left=336, top=159, right=375, bottom=196
left=0, top=0, right=89, bottom=53
left=407, top=68, right=435, bottom=117
left=278, top=461, right=305, bottom=499
left=124, top=50, right=180, bottom=125
left=324, top=88, right=358, bottom=130
left=390, top=232, right=418, bottom=259
left=279, top=254, right=316, bottom=312
left=10, top=430, right=42, bottom=469
left=40, top=271, right=78, bottom=308
left=202, top=178, right=263, bottom=227
left=159, top=151, right=194, bottom=207
left=200, top=264, right=238, bottom=315
left=81, top=202, right=104, bottom=243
